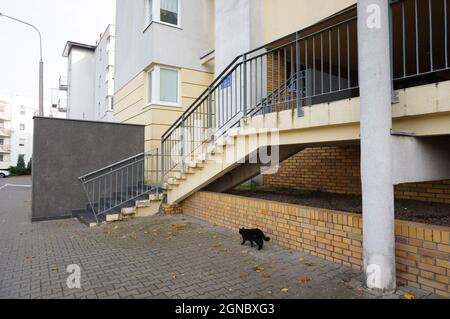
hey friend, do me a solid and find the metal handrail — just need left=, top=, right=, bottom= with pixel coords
left=78, top=149, right=161, bottom=224
left=78, top=152, right=145, bottom=181
left=160, top=0, right=449, bottom=182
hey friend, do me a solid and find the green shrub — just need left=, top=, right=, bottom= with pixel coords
left=8, top=166, right=17, bottom=176
left=16, top=155, right=26, bottom=176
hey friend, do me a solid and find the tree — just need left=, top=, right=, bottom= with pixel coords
left=16, top=155, right=26, bottom=175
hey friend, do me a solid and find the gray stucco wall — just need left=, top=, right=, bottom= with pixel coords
left=32, top=117, right=144, bottom=221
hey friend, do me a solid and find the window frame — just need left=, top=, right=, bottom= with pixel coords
left=144, top=0, right=181, bottom=30
left=19, top=124, right=25, bottom=131
left=145, top=65, right=181, bottom=108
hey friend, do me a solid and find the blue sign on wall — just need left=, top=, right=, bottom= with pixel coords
left=221, top=75, right=232, bottom=90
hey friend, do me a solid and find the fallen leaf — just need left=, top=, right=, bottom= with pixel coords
left=300, top=276, right=312, bottom=284
left=172, top=223, right=190, bottom=230
left=305, top=262, right=320, bottom=267
left=254, top=266, right=265, bottom=273
left=51, top=268, right=58, bottom=272
left=261, top=272, right=272, bottom=278
left=403, top=293, right=415, bottom=300
left=281, top=288, right=289, bottom=293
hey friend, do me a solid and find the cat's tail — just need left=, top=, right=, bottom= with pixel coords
left=264, top=236, right=270, bottom=242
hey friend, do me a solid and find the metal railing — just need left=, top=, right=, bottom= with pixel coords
left=0, top=144, right=11, bottom=153
left=78, top=149, right=161, bottom=223
left=59, top=76, right=68, bottom=91
left=161, top=15, right=359, bottom=179
left=391, top=0, right=450, bottom=88
left=0, top=128, right=11, bottom=137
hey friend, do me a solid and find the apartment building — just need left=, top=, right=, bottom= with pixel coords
left=0, top=93, right=37, bottom=169
left=0, top=93, right=12, bottom=170
left=113, top=0, right=215, bottom=152
left=62, top=25, right=115, bottom=122
left=103, top=0, right=450, bottom=296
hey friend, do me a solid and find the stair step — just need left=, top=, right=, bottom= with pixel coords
left=207, top=144, right=223, bottom=155
left=121, top=207, right=136, bottom=216
left=149, top=193, right=164, bottom=201
left=106, top=214, right=121, bottom=222
left=135, top=200, right=150, bottom=208
left=174, top=172, right=187, bottom=180
left=168, top=177, right=180, bottom=185
left=216, top=136, right=235, bottom=147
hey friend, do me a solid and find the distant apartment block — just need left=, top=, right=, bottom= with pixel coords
left=0, top=93, right=37, bottom=169
left=61, top=24, right=115, bottom=122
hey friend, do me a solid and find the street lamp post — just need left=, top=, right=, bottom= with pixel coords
left=0, top=12, right=44, bottom=116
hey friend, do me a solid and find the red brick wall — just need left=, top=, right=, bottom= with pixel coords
left=263, top=146, right=450, bottom=204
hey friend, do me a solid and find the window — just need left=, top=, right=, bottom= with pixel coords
left=0, top=138, right=3, bottom=145
left=160, top=0, right=178, bottom=25
left=0, top=103, right=5, bottom=112
left=0, top=155, right=3, bottom=162
left=147, top=69, right=154, bottom=103
left=145, top=0, right=153, bottom=26
left=20, top=106, right=25, bottom=115
left=19, top=139, right=25, bottom=147
left=20, top=124, right=25, bottom=131
left=144, top=0, right=180, bottom=28
left=146, top=66, right=180, bottom=106
left=160, top=68, right=178, bottom=103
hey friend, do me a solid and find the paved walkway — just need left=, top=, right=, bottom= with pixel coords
left=0, top=177, right=439, bottom=299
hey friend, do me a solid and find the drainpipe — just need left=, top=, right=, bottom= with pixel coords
left=358, top=0, right=396, bottom=293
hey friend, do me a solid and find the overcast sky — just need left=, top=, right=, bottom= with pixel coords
left=0, top=0, right=116, bottom=104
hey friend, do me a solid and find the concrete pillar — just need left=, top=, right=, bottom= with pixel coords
left=357, top=0, right=396, bottom=293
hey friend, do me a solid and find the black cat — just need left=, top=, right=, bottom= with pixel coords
left=239, top=228, right=270, bottom=250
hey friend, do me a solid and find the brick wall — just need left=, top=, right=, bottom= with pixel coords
left=263, top=146, right=450, bottom=204
left=181, top=192, right=450, bottom=297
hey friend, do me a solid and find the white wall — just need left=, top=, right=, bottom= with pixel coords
left=114, top=0, right=215, bottom=92
left=66, top=47, right=96, bottom=120
left=214, top=0, right=263, bottom=75
left=94, top=25, right=115, bottom=122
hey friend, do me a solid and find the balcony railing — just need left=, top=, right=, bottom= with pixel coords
left=0, top=111, right=10, bottom=121
left=161, top=0, right=450, bottom=180
left=0, top=144, right=11, bottom=153
left=0, top=128, right=11, bottom=137
left=59, top=76, right=68, bottom=91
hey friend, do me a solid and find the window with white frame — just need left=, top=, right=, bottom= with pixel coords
left=146, top=66, right=180, bottom=106
left=144, top=0, right=180, bottom=28
left=0, top=154, right=3, bottom=162
left=0, top=138, right=4, bottom=145
left=160, top=0, right=179, bottom=25
left=19, top=139, right=25, bottom=147
left=20, top=124, right=25, bottom=131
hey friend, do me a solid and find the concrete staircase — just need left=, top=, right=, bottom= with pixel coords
left=164, top=125, right=305, bottom=205
left=80, top=188, right=164, bottom=227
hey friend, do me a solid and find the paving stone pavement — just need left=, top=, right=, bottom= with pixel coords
left=0, top=177, right=440, bottom=299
